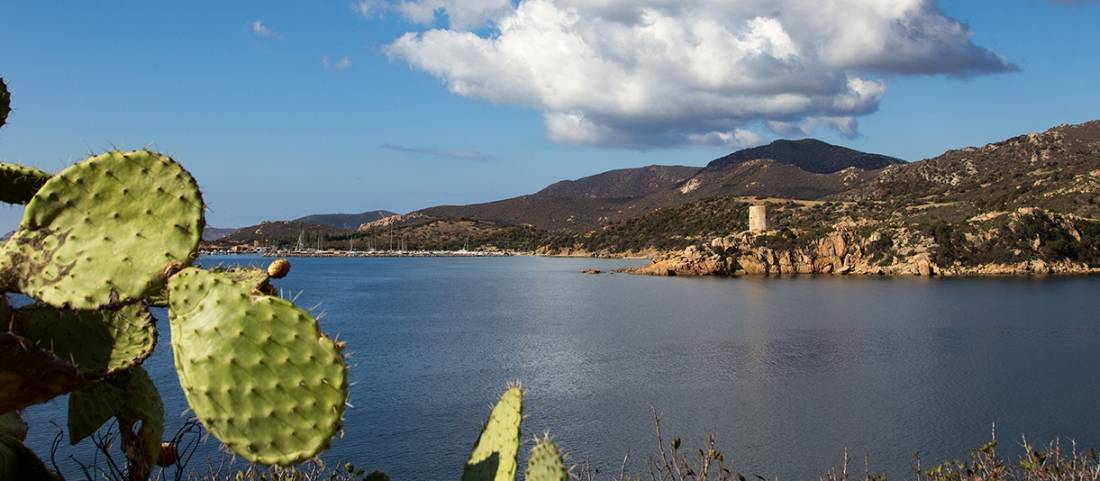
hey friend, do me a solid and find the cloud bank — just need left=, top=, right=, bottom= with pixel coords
left=386, top=0, right=1017, bottom=148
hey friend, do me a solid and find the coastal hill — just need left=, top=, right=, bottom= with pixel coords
left=206, top=210, right=395, bottom=247
left=216, top=220, right=345, bottom=248
left=202, top=226, right=237, bottom=242
left=293, top=210, right=396, bottom=229
left=415, top=139, right=901, bottom=231
left=417, top=165, right=699, bottom=231
left=609, top=121, right=1100, bottom=276
left=842, top=121, right=1100, bottom=218
left=536, top=165, right=701, bottom=199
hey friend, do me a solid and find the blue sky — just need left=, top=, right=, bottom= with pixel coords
left=1, top=1, right=1098, bottom=231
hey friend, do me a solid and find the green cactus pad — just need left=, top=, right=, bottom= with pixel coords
left=0, top=294, right=9, bottom=324
left=11, top=304, right=155, bottom=379
left=0, top=332, right=81, bottom=412
left=462, top=387, right=523, bottom=481
left=0, top=435, right=60, bottom=481
left=67, top=386, right=113, bottom=446
left=167, top=267, right=348, bottom=466
left=68, top=366, right=163, bottom=462
left=210, top=266, right=273, bottom=293
left=0, top=150, right=204, bottom=309
left=0, top=163, right=50, bottom=205
left=525, top=438, right=568, bottom=481
left=0, top=77, right=9, bottom=129
left=0, top=412, right=27, bottom=440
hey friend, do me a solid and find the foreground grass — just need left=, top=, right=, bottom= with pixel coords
left=63, top=417, right=1100, bottom=481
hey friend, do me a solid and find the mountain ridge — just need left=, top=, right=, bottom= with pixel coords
left=706, top=138, right=905, bottom=173
left=415, top=138, right=902, bottom=231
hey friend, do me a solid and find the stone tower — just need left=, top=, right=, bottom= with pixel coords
left=748, top=205, right=768, bottom=233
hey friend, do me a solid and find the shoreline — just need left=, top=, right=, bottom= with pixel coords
left=199, top=250, right=1100, bottom=278
left=618, top=266, right=1100, bottom=279
left=200, top=249, right=652, bottom=260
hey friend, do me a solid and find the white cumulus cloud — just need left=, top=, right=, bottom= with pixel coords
left=250, top=20, right=279, bottom=38
left=386, top=0, right=1017, bottom=148
left=396, top=0, right=512, bottom=29
left=353, top=0, right=384, bottom=17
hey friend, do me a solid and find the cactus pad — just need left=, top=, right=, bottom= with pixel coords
left=210, top=266, right=273, bottom=293
left=525, top=438, right=568, bottom=481
left=0, top=77, right=9, bottom=129
left=67, top=387, right=113, bottom=446
left=0, top=163, right=50, bottom=205
left=0, top=150, right=204, bottom=309
left=11, top=304, right=155, bottom=379
left=462, top=387, right=523, bottom=481
left=0, top=332, right=81, bottom=412
left=167, top=267, right=348, bottom=466
left=68, top=367, right=163, bottom=460
left=0, top=412, right=27, bottom=440
left=0, top=435, right=59, bottom=481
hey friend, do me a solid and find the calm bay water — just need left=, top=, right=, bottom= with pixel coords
left=23, top=255, right=1100, bottom=480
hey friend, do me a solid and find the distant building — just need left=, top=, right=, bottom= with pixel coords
left=749, top=205, right=768, bottom=233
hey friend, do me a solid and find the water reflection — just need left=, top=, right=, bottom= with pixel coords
left=22, top=258, right=1100, bottom=481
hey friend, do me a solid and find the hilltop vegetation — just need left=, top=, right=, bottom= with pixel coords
left=539, top=197, right=751, bottom=254
left=845, top=122, right=1100, bottom=216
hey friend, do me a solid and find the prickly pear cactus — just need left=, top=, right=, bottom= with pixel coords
left=0, top=77, right=9, bottom=129
left=167, top=267, right=348, bottom=466
left=11, top=304, right=155, bottom=379
left=0, top=412, right=27, bottom=440
left=0, top=150, right=204, bottom=309
left=209, top=266, right=273, bottom=294
left=0, top=332, right=81, bottom=412
left=68, top=367, right=163, bottom=459
left=0, top=163, right=50, bottom=205
left=462, top=386, right=523, bottom=481
left=0, top=435, right=59, bottom=481
left=525, top=438, right=568, bottom=481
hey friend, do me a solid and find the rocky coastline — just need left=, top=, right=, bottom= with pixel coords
left=622, top=209, right=1100, bottom=278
